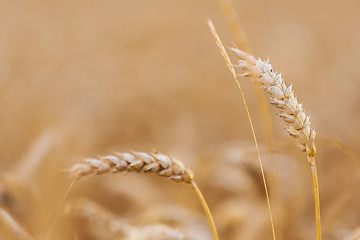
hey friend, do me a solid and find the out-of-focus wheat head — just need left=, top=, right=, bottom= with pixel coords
left=66, top=198, right=184, bottom=240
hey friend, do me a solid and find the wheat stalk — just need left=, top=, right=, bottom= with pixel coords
left=231, top=48, right=321, bottom=240
left=69, top=151, right=219, bottom=240
left=217, top=3, right=283, bottom=238
left=208, top=20, right=277, bottom=240
left=0, top=208, right=33, bottom=240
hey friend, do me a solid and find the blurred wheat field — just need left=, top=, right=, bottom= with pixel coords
left=1, top=0, right=360, bottom=239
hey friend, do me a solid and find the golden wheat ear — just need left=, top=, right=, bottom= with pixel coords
left=69, top=151, right=219, bottom=240
left=231, top=47, right=321, bottom=240
left=70, top=151, right=194, bottom=182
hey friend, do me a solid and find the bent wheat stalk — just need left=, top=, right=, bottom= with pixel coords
left=70, top=151, right=219, bottom=240
left=231, top=48, right=321, bottom=240
left=208, top=20, right=277, bottom=240
left=217, top=3, right=283, bottom=238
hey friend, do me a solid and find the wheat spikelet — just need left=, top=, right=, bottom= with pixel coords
left=70, top=151, right=194, bottom=183
left=232, top=48, right=317, bottom=163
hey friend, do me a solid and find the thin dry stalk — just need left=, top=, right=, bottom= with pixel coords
left=218, top=0, right=275, bottom=151
left=231, top=48, right=321, bottom=240
left=218, top=0, right=250, bottom=51
left=208, top=19, right=277, bottom=240
left=218, top=1, right=282, bottom=237
left=319, top=136, right=360, bottom=172
left=16, top=128, right=57, bottom=182
left=311, top=163, right=321, bottom=240
left=190, top=181, right=218, bottom=240
left=70, top=151, right=219, bottom=240
left=0, top=208, right=33, bottom=240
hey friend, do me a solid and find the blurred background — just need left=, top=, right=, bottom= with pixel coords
left=0, top=0, right=360, bottom=239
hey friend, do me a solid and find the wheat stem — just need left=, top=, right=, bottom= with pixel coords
left=237, top=79, right=277, bottom=240
left=310, top=160, right=321, bottom=240
left=46, top=180, right=77, bottom=239
left=208, top=19, right=277, bottom=240
left=0, top=208, right=33, bottom=240
left=190, top=181, right=219, bottom=240
left=218, top=0, right=250, bottom=52
left=217, top=5, right=282, bottom=238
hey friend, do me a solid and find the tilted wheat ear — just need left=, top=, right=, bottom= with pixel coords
left=70, top=151, right=194, bottom=183
left=69, top=151, right=219, bottom=240
left=232, top=48, right=316, bottom=161
left=231, top=48, right=321, bottom=240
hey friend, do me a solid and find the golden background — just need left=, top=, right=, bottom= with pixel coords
left=0, top=0, right=359, bottom=239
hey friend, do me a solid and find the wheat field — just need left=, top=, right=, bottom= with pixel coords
left=1, top=0, right=360, bottom=240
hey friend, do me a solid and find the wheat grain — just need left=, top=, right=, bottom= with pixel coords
left=70, top=151, right=194, bottom=183
left=231, top=48, right=317, bottom=163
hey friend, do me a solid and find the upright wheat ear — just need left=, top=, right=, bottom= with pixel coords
left=70, top=151, right=219, bottom=240
left=232, top=48, right=321, bottom=240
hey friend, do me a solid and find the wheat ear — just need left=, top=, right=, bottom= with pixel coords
left=67, top=198, right=184, bottom=240
left=231, top=48, right=321, bottom=240
left=70, top=151, right=219, bottom=240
